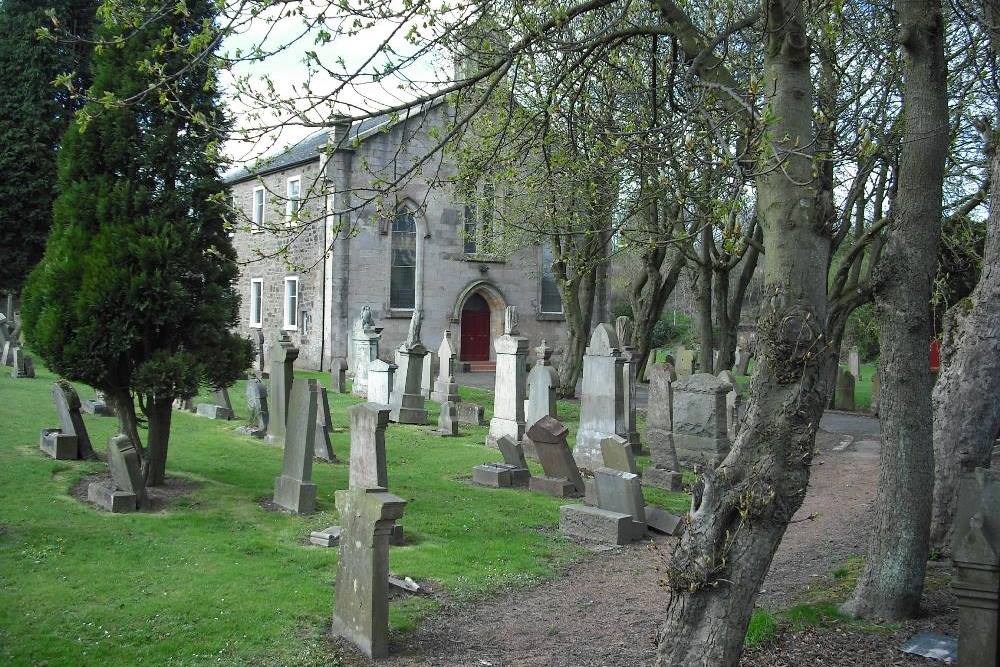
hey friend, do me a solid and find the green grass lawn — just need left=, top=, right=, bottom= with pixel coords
left=0, top=362, right=687, bottom=666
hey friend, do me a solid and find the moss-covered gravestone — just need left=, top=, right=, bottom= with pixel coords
left=332, top=403, right=406, bottom=659
left=40, top=381, right=95, bottom=460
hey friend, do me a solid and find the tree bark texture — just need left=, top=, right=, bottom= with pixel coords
left=928, top=0, right=1000, bottom=553
left=846, top=0, right=948, bottom=621
left=144, top=395, right=174, bottom=487
left=653, top=2, right=834, bottom=663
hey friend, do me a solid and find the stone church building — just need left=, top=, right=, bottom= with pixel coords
left=226, top=103, right=575, bottom=371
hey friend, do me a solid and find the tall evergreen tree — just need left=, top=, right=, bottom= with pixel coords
left=22, top=0, right=252, bottom=486
left=0, top=0, right=95, bottom=295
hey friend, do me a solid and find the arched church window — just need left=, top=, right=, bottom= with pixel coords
left=390, top=207, right=417, bottom=309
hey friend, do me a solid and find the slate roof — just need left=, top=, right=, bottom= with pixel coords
left=223, top=113, right=391, bottom=184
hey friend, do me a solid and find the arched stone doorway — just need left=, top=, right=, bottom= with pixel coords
left=451, top=280, right=508, bottom=362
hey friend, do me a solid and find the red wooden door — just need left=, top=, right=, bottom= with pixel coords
left=461, top=294, right=491, bottom=361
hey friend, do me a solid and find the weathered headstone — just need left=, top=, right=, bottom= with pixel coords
left=350, top=306, right=382, bottom=398
left=616, top=317, right=641, bottom=453
left=526, top=416, right=584, bottom=497
left=643, top=362, right=682, bottom=490
left=672, top=373, right=731, bottom=466
left=431, top=330, right=460, bottom=404
left=848, top=346, right=861, bottom=380
left=40, top=381, right=95, bottom=460
left=594, top=467, right=647, bottom=535
left=674, top=344, right=695, bottom=378
left=266, top=334, right=299, bottom=444
left=718, top=369, right=740, bottom=441
left=389, top=310, right=428, bottom=424
left=315, top=387, right=338, bottom=461
left=272, top=378, right=319, bottom=514
left=88, top=434, right=146, bottom=512
left=173, top=396, right=196, bottom=412
left=834, top=369, right=856, bottom=412
left=331, top=358, right=348, bottom=394
left=524, top=339, right=558, bottom=433
left=600, top=435, right=637, bottom=474
left=367, top=358, right=396, bottom=406
left=1, top=341, right=13, bottom=366
left=254, top=328, right=266, bottom=378
left=456, top=402, right=485, bottom=426
left=332, top=403, right=406, bottom=659
left=81, top=390, right=112, bottom=416
left=197, top=386, right=234, bottom=420
left=951, top=467, right=1000, bottom=667
left=435, top=400, right=458, bottom=436
left=472, top=435, right=530, bottom=488
left=310, top=525, right=342, bottom=547
left=243, top=377, right=269, bottom=437
left=10, top=347, right=34, bottom=378
left=573, top=324, right=625, bottom=470
left=419, top=350, right=438, bottom=400
left=736, top=347, right=752, bottom=375
left=487, top=306, right=529, bottom=448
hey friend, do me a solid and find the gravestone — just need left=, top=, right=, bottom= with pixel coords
left=456, top=402, right=485, bottom=426
left=674, top=344, right=695, bottom=378
left=718, top=370, right=740, bottom=441
left=81, top=390, right=112, bottom=416
left=419, top=351, right=438, bottom=400
left=644, top=362, right=682, bottom=490
left=472, top=435, right=530, bottom=488
left=1, top=341, right=12, bottom=366
left=173, top=396, right=195, bottom=412
left=10, top=347, right=34, bottom=378
left=243, top=377, right=269, bottom=437
left=487, top=306, right=529, bottom=448
left=562, top=464, right=650, bottom=545
left=254, top=329, right=266, bottom=378
left=951, top=467, right=1000, bottom=667
left=266, top=334, right=299, bottom=444
left=431, top=330, right=460, bottom=404
left=314, top=387, right=337, bottom=461
left=848, top=346, right=861, bottom=380
left=0, top=313, right=7, bottom=346
left=367, top=359, right=396, bottom=406
left=524, top=339, right=558, bottom=432
left=616, top=317, right=641, bottom=453
left=88, top=434, right=146, bottom=512
left=870, top=373, right=881, bottom=415
left=672, top=373, right=730, bottom=466
left=600, top=435, right=637, bottom=474
left=526, top=416, right=584, bottom=497
left=834, top=369, right=856, bottom=412
left=594, top=467, right=646, bottom=535
left=350, top=306, right=382, bottom=398
left=573, top=324, right=625, bottom=470
left=272, top=378, right=319, bottom=514
left=435, top=400, right=458, bottom=436
left=40, top=381, right=95, bottom=460
left=331, top=358, right=348, bottom=394
left=389, top=310, right=428, bottom=424
left=736, top=347, right=752, bottom=375
left=332, top=402, right=406, bottom=659
left=197, top=386, right=234, bottom=420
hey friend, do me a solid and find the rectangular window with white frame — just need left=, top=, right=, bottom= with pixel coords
left=286, top=176, right=302, bottom=224
left=283, top=276, right=299, bottom=330
left=249, top=278, right=263, bottom=328
left=252, top=186, right=265, bottom=232
left=540, top=243, right=564, bottom=314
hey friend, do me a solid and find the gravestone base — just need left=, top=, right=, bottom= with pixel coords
left=559, top=504, right=632, bottom=545
left=310, top=525, right=342, bottom=547
left=584, top=478, right=598, bottom=506
left=430, top=380, right=460, bottom=404
left=572, top=429, right=615, bottom=472
left=645, top=506, right=684, bottom=536
left=529, top=476, right=581, bottom=498
left=236, top=425, right=267, bottom=438
left=456, top=403, right=485, bottom=426
left=675, top=434, right=729, bottom=468
left=390, top=397, right=427, bottom=426
left=39, top=429, right=79, bottom=460
left=196, top=403, right=234, bottom=420
left=87, top=481, right=138, bottom=513
left=80, top=399, right=112, bottom=416
left=472, top=463, right=529, bottom=488
left=273, top=475, right=317, bottom=514
left=643, top=466, right=683, bottom=491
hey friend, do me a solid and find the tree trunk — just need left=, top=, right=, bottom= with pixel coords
left=107, top=389, right=143, bottom=460
left=653, top=2, right=832, bottom=663
left=845, top=0, right=947, bottom=621
left=928, top=8, right=1000, bottom=551
left=556, top=267, right=597, bottom=397
left=695, top=225, right=714, bottom=373
left=144, top=395, right=173, bottom=486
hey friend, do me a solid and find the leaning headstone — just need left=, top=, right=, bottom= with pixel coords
left=419, top=350, right=438, bottom=400
left=266, top=334, right=299, bottom=444
left=435, top=400, right=458, bottom=436
left=40, top=381, right=95, bottom=460
left=600, top=435, right=637, bottom=474
left=367, top=359, right=396, bottom=406
left=736, top=347, right=752, bottom=375
left=314, top=387, right=338, bottom=462
left=242, top=377, right=269, bottom=437
left=616, top=317, right=641, bottom=453
left=350, top=306, right=382, bottom=398
left=848, top=346, right=861, bottom=380
left=332, top=403, right=406, bottom=659
left=330, top=358, right=348, bottom=394
left=272, top=378, right=319, bottom=514
left=718, top=370, right=740, bottom=441
left=672, top=373, right=731, bottom=466
left=487, top=306, right=529, bottom=448
left=526, top=416, right=584, bottom=497
left=573, top=324, right=625, bottom=470
left=594, top=467, right=647, bottom=537
left=389, top=310, right=428, bottom=425
left=88, top=434, right=146, bottom=512
left=524, top=339, right=558, bottom=433
left=1, top=341, right=12, bottom=366
left=674, top=344, right=694, bottom=378
left=645, top=505, right=684, bottom=536
left=456, top=402, right=485, bottom=426
left=951, top=467, right=1000, bottom=667
left=834, top=369, right=856, bottom=412
left=472, top=435, right=530, bottom=488
left=431, top=330, right=460, bottom=404
left=644, top=362, right=682, bottom=491
left=197, top=386, right=235, bottom=420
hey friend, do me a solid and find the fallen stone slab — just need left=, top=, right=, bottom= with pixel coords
left=87, top=481, right=138, bottom=513
left=196, top=403, right=234, bottom=420
left=310, top=525, right=342, bottom=547
left=643, top=466, right=683, bottom=491
left=529, top=475, right=582, bottom=498
left=646, top=505, right=684, bottom=536
left=560, top=504, right=632, bottom=545
left=388, top=575, right=422, bottom=594
left=472, top=462, right=529, bottom=488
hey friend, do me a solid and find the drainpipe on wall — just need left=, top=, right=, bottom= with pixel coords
left=325, top=116, right=354, bottom=367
